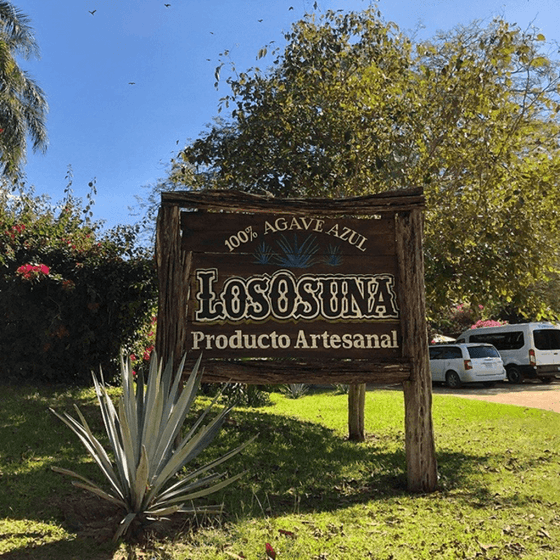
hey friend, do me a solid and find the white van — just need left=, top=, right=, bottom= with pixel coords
left=457, top=323, right=560, bottom=384
left=429, top=343, right=506, bottom=388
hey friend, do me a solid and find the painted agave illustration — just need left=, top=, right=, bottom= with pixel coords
left=253, top=241, right=276, bottom=265
left=273, top=233, right=320, bottom=268
left=323, top=244, right=343, bottom=267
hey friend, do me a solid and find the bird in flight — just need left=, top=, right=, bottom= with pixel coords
left=89, top=10, right=96, bottom=15
left=164, top=3, right=171, bottom=7
left=128, top=82, right=136, bottom=85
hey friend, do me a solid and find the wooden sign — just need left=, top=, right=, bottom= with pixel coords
left=155, top=188, right=428, bottom=385
left=182, top=212, right=400, bottom=361
left=155, top=188, right=437, bottom=493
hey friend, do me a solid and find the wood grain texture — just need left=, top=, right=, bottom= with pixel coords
left=155, top=205, right=191, bottom=371
left=348, top=383, right=366, bottom=441
left=163, top=187, right=425, bottom=215
left=188, top=358, right=412, bottom=384
left=395, top=208, right=438, bottom=493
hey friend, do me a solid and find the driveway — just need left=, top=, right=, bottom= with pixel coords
left=431, top=379, right=560, bottom=414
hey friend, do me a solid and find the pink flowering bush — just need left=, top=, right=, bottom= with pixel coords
left=428, top=302, right=506, bottom=339
left=0, top=185, right=157, bottom=383
left=16, top=263, right=50, bottom=280
left=471, top=319, right=507, bottom=329
left=129, top=314, right=157, bottom=374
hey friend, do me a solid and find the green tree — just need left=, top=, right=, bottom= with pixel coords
left=0, top=184, right=157, bottom=383
left=0, top=1, right=48, bottom=181
left=175, top=9, right=560, bottom=320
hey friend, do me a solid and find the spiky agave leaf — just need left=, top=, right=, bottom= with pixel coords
left=154, top=436, right=256, bottom=505
left=51, top=352, right=253, bottom=542
left=49, top=406, right=126, bottom=502
left=50, top=466, right=126, bottom=508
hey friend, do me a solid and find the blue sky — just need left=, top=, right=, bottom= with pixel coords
left=13, top=0, right=560, bottom=230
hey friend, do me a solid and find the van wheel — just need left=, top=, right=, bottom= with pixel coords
left=446, top=371, right=462, bottom=389
left=507, top=366, right=523, bottom=384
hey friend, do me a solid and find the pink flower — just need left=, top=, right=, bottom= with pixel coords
left=471, top=319, right=507, bottom=329
left=16, top=263, right=49, bottom=281
left=143, top=345, right=154, bottom=361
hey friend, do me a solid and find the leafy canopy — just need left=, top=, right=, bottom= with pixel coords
left=0, top=1, right=48, bottom=181
left=172, top=8, right=560, bottom=320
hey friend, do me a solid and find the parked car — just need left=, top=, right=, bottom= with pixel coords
left=457, top=323, right=560, bottom=383
left=429, top=343, right=506, bottom=388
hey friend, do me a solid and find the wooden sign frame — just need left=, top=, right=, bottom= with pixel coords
left=155, top=188, right=437, bottom=492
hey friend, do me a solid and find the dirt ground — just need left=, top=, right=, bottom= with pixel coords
left=431, top=378, right=560, bottom=414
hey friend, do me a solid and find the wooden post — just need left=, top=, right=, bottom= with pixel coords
left=348, top=383, right=366, bottom=441
left=396, top=208, right=438, bottom=493
left=155, top=204, right=191, bottom=372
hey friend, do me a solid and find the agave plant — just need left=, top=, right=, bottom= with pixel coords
left=280, top=383, right=309, bottom=399
left=50, top=353, right=254, bottom=541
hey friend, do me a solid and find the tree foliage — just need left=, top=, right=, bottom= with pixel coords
left=174, top=8, right=560, bottom=320
left=0, top=1, right=48, bottom=181
left=0, top=182, right=157, bottom=383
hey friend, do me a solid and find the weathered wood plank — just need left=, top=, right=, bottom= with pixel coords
left=395, top=208, right=438, bottom=493
left=155, top=205, right=191, bottom=371
left=181, top=211, right=396, bottom=256
left=164, top=187, right=424, bottom=215
left=187, top=358, right=412, bottom=384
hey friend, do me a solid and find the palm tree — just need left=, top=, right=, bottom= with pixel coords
left=0, top=1, right=47, bottom=182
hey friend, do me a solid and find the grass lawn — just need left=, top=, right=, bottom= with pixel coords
left=0, top=382, right=558, bottom=559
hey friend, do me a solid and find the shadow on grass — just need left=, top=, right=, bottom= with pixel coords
left=0, top=383, right=121, bottom=559
left=0, top=383, right=541, bottom=558
left=206, top=407, right=524, bottom=518
left=0, top=538, right=117, bottom=560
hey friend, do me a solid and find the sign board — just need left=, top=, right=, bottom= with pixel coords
left=156, top=188, right=438, bottom=492
left=182, top=212, right=400, bottom=361
left=155, top=189, right=426, bottom=385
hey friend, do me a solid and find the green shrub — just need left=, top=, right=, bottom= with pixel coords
left=0, top=184, right=157, bottom=383
left=216, top=383, right=273, bottom=407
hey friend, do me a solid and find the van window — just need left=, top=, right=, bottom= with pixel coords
left=533, top=329, right=560, bottom=350
left=470, top=331, right=524, bottom=350
left=467, top=345, right=500, bottom=359
left=440, top=347, right=463, bottom=359
left=429, top=347, right=444, bottom=360
left=429, top=346, right=462, bottom=359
